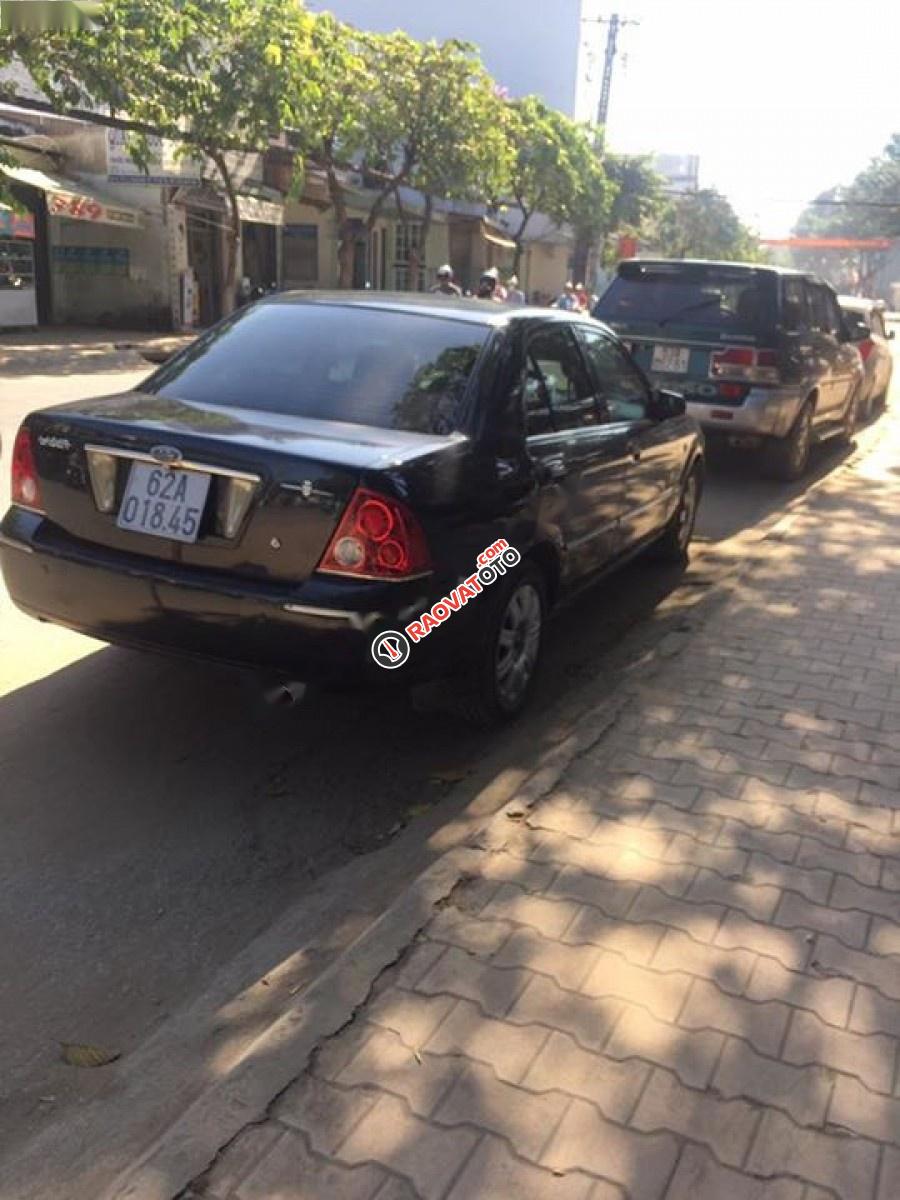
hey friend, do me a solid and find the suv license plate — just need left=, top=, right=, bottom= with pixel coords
left=651, top=345, right=690, bottom=374
left=116, top=463, right=211, bottom=544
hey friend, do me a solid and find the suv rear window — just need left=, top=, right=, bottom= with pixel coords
left=145, top=303, right=489, bottom=435
left=595, top=264, right=775, bottom=337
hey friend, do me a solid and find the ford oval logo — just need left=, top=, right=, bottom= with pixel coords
left=150, top=444, right=182, bottom=466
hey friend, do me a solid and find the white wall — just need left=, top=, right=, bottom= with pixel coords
left=314, top=0, right=589, bottom=119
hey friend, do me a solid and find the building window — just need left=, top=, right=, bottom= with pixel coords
left=394, top=222, right=425, bottom=291
left=283, top=224, right=319, bottom=285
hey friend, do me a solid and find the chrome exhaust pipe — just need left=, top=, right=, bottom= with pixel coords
left=264, top=681, right=308, bottom=707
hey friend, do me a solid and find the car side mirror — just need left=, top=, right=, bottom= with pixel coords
left=843, top=321, right=869, bottom=343
left=648, top=388, right=686, bottom=421
left=889, top=329, right=896, bottom=341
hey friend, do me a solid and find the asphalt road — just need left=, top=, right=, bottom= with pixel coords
left=0, top=336, right=890, bottom=1183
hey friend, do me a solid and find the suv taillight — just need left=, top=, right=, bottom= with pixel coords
left=316, top=487, right=431, bottom=580
left=11, top=426, right=43, bottom=511
left=711, top=346, right=781, bottom=385
left=858, top=338, right=875, bottom=363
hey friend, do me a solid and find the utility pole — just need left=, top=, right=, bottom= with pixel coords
left=581, top=12, right=640, bottom=134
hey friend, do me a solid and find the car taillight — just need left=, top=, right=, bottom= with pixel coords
left=11, top=426, right=43, bottom=511
left=711, top=346, right=781, bottom=385
left=317, top=487, right=431, bottom=580
left=858, top=338, right=874, bottom=363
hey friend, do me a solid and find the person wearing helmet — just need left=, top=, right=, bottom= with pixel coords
left=430, top=265, right=462, bottom=297
left=505, top=274, right=526, bottom=306
left=476, top=266, right=504, bottom=302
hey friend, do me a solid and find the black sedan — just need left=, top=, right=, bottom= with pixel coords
left=1, top=295, right=704, bottom=723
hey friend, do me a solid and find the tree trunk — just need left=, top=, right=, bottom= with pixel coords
left=513, top=208, right=531, bottom=276
left=327, top=165, right=355, bottom=289
left=571, top=233, right=591, bottom=289
left=212, top=151, right=240, bottom=317
left=413, top=194, right=434, bottom=292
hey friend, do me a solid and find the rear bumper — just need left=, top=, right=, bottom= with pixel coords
left=686, top=386, right=807, bottom=443
left=0, top=508, right=472, bottom=686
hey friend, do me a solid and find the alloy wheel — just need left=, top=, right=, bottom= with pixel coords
left=677, top=473, right=699, bottom=550
left=495, top=582, right=542, bottom=709
left=791, top=407, right=812, bottom=473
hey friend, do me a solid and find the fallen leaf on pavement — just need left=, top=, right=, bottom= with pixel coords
left=60, top=1043, right=121, bottom=1068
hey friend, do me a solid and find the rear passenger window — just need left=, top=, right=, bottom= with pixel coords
left=782, top=279, right=809, bottom=332
left=577, top=327, right=650, bottom=422
left=523, top=325, right=601, bottom=435
left=807, top=283, right=838, bottom=334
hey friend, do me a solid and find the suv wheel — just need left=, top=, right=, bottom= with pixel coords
left=459, top=561, right=545, bottom=727
left=651, top=466, right=701, bottom=564
left=766, top=402, right=812, bottom=481
left=839, top=387, right=859, bottom=444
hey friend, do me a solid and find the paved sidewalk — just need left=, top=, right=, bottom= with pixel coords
left=187, top=418, right=900, bottom=1200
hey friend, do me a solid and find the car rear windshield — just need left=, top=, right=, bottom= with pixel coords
left=144, top=303, right=490, bottom=435
left=595, top=265, right=774, bottom=337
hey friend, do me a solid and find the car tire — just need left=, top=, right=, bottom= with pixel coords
left=765, top=401, right=813, bottom=481
left=650, top=465, right=702, bottom=565
left=458, top=560, right=546, bottom=727
left=838, top=386, right=860, bottom=444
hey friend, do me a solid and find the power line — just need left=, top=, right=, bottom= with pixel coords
left=581, top=13, right=640, bottom=129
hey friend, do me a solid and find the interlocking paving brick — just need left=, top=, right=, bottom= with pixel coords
left=444, top=1134, right=596, bottom=1200
left=718, top=821, right=802, bottom=867
left=642, top=800, right=724, bottom=843
left=744, top=955, right=853, bottom=1027
left=507, top=973, right=621, bottom=1053
left=663, top=832, right=749, bottom=877
left=479, top=851, right=558, bottom=893
left=868, top=917, right=900, bottom=957
left=626, top=886, right=725, bottom=943
left=663, top=1143, right=805, bottom=1200
left=687, top=867, right=782, bottom=922
left=392, top=940, right=446, bottom=990
left=200, top=1125, right=282, bottom=1198
left=828, top=1073, right=900, bottom=1142
left=366, top=988, right=456, bottom=1052
left=796, top=840, right=880, bottom=887
left=541, top=1097, right=679, bottom=1200
left=745, top=852, right=832, bottom=907
left=812, top=934, right=900, bottom=1000
left=434, top=1059, right=569, bottom=1159
left=527, top=998, right=652, bottom=1103
left=581, top=951, right=692, bottom=1022
left=679, top=977, right=791, bottom=1057
left=650, top=927, right=755, bottom=994
left=337, top=1094, right=478, bottom=1200
left=336, top=1027, right=461, bottom=1118
left=775, top=892, right=869, bottom=948
left=745, top=1110, right=880, bottom=1200
left=413, top=945, right=530, bottom=1018
left=783, top=1009, right=896, bottom=1095
left=236, top=1128, right=386, bottom=1200
left=713, top=1035, right=832, bottom=1126
left=716, top=910, right=810, bottom=972
left=495, top=927, right=599, bottom=990
left=424, top=997, right=548, bottom=1084
left=277, top=1074, right=379, bottom=1154
left=604, top=1006, right=723, bottom=1090
left=548, top=866, right=643, bottom=915
left=428, top=909, right=513, bottom=957
left=831, top=875, right=900, bottom=922
left=877, top=1145, right=900, bottom=1200
left=481, top=883, right=579, bottom=940
left=562, top=908, right=665, bottom=965
left=370, top=1177, right=420, bottom=1200
left=814, top=791, right=892, bottom=834
left=849, top=984, right=900, bottom=1038
left=629, top=1067, right=758, bottom=1166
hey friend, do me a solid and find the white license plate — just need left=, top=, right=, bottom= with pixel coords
left=116, top=463, right=211, bottom=544
left=651, top=344, right=691, bottom=374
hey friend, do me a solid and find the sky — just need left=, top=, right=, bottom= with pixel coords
left=581, top=0, right=900, bottom=237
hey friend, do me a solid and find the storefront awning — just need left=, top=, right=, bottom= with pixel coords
left=1, top=164, right=142, bottom=228
left=170, top=186, right=284, bottom=226
left=482, top=224, right=516, bottom=251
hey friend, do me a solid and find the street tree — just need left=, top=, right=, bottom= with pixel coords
left=12, top=0, right=320, bottom=312
left=650, top=189, right=764, bottom=262
left=359, top=33, right=510, bottom=288
left=503, top=96, right=594, bottom=273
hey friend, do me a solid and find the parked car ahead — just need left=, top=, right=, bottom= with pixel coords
left=1, top=295, right=703, bottom=724
left=594, top=259, right=865, bottom=480
left=838, top=295, right=894, bottom=421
